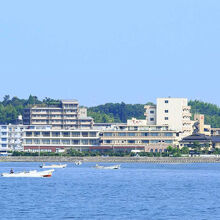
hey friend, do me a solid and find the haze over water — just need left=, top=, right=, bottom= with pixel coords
left=0, top=162, right=220, bottom=219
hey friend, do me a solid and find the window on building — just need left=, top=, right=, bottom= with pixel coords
left=105, top=140, right=112, bottom=144
left=118, top=133, right=126, bottom=136
left=26, top=132, right=32, bottom=137
left=165, top=117, right=169, bottom=120
left=42, top=139, right=50, bottom=144
left=165, top=140, right=173, bottom=143
left=82, top=132, right=88, bottom=137
left=104, top=133, right=113, bottom=136
left=150, top=111, right=154, bottom=114
left=151, top=133, right=159, bottom=136
left=150, top=140, right=159, bottom=143
left=34, top=139, right=40, bottom=144
left=63, top=132, right=70, bottom=137
left=150, top=118, right=154, bottom=121
left=128, top=133, right=135, bottom=136
left=26, top=139, right=32, bottom=144
left=34, top=132, right=40, bottom=137
left=52, top=132, right=60, bottom=137
left=142, top=140, right=149, bottom=143
left=141, top=133, right=148, bottom=136
left=1, top=138, right=7, bottom=141
left=42, top=132, right=50, bottom=137
left=52, top=139, right=60, bottom=144
left=2, top=144, right=7, bottom=147
left=72, top=140, right=79, bottom=145
left=165, top=100, right=169, bottom=103
left=62, top=139, right=70, bottom=145
left=164, top=133, right=173, bottom=136
left=90, top=140, right=98, bottom=145
left=72, top=132, right=80, bottom=137
left=128, top=140, right=135, bottom=144
left=82, top=140, right=88, bottom=145
left=165, top=110, right=169, bottom=113
left=89, top=132, right=97, bottom=137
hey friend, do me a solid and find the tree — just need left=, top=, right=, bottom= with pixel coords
left=203, top=143, right=210, bottom=154
left=166, top=146, right=173, bottom=156
left=181, top=147, right=189, bottom=155
left=192, top=141, right=201, bottom=154
left=27, top=95, right=35, bottom=105
left=3, top=95, right=10, bottom=106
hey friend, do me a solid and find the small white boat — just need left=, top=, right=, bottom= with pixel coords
left=40, top=164, right=67, bottom=169
left=75, top=161, right=82, bottom=165
left=1, top=169, right=55, bottom=178
left=95, top=164, right=120, bottom=169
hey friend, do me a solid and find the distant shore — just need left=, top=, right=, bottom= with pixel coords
left=1, top=156, right=220, bottom=163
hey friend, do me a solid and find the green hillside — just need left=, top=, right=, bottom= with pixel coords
left=189, top=100, right=220, bottom=128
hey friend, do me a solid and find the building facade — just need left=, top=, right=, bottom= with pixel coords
left=194, top=114, right=211, bottom=136
left=0, top=124, right=29, bottom=151
left=144, top=105, right=157, bottom=125
left=94, top=118, right=178, bottom=153
left=0, top=125, right=9, bottom=151
left=23, top=127, right=100, bottom=152
left=145, top=98, right=193, bottom=138
left=23, top=100, right=93, bottom=129
left=211, top=128, right=220, bottom=136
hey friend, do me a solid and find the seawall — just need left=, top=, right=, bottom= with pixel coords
left=1, top=156, right=220, bottom=163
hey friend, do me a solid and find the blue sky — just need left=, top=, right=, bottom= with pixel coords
left=0, top=0, right=219, bottom=106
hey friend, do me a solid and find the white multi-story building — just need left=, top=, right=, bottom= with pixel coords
left=23, top=127, right=100, bottom=152
left=23, top=100, right=93, bottom=129
left=0, top=124, right=100, bottom=153
left=145, top=98, right=193, bottom=138
left=0, top=124, right=27, bottom=151
left=0, top=125, right=9, bottom=151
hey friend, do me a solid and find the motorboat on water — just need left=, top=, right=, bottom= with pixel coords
left=1, top=169, right=55, bottom=178
left=94, top=164, right=120, bottom=169
left=75, top=161, right=82, bottom=165
left=40, top=164, right=67, bottom=168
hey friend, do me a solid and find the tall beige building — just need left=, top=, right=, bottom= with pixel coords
left=145, top=98, right=193, bottom=137
left=23, top=100, right=93, bottom=129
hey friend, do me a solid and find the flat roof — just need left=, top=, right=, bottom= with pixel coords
left=61, top=99, right=78, bottom=103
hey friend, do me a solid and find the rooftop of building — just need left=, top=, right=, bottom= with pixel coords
left=211, top=136, right=220, bottom=143
left=157, top=97, right=188, bottom=100
left=24, top=99, right=79, bottom=109
left=61, top=99, right=78, bottom=103
left=180, top=133, right=212, bottom=142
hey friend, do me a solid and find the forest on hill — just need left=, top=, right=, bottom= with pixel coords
left=0, top=95, right=220, bottom=128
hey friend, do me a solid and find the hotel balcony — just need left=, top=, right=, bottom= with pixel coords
left=182, top=112, right=192, bottom=117
left=182, top=106, right=191, bottom=111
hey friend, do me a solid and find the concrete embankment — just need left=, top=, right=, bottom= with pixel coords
left=1, top=156, right=220, bottom=163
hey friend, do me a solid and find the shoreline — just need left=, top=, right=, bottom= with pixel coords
left=1, top=156, right=220, bottom=163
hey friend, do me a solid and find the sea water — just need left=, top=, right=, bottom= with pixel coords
left=0, top=162, right=220, bottom=219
